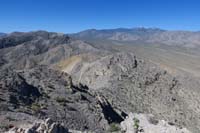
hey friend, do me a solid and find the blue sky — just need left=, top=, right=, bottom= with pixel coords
left=0, top=0, right=200, bottom=33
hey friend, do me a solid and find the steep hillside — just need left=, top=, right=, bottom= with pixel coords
left=0, top=31, right=108, bottom=70
left=69, top=52, right=200, bottom=133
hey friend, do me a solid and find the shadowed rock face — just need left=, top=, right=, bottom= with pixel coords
left=0, top=70, right=42, bottom=113
left=0, top=70, right=41, bottom=106
left=97, top=94, right=124, bottom=124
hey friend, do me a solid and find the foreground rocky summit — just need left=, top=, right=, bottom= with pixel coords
left=0, top=31, right=199, bottom=133
left=7, top=114, right=191, bottom=133
left=121, top=113, right=191, bottom=133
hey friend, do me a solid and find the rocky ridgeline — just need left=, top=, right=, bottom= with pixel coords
left=0, top=31, right=104, bottom=70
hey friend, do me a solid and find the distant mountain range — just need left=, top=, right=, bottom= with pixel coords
left=72, top=27, right=200, bottom=48
left=0, top=32, right=6, bottom=37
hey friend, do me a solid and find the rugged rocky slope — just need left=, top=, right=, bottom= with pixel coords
left=0, top=31, right=107, bottom=70
left=7, top=114, right=191, bottom=133
left=0, top=31, right=199, bottom=133
left=0, top=66, right=126, bottom=132
left=121, top=113, right=191, bottom=133
left=68, top=52, right=200, bottom=132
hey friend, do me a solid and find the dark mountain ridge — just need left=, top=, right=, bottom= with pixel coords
left=0, top=32, right=6, bottom=37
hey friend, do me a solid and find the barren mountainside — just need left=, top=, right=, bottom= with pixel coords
left=72, top=28, right=200, bottom=77
left=0, top=30, right=200, bottom=133
left=73, top=28, right=200, bottom=48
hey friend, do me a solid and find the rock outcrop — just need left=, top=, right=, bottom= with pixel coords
left=121, top=113, right=191, bottom=133
left=7, top=118, right=69, bottom=133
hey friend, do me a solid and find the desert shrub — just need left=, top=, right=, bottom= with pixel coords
left=0, top=124, right=8, bottom=130
left=31, top=103, right=41, bottom=113
left=109, top=123, right=121, bottom=132
left=55, top=97, right=68, bottom=106
left=133, top=117, right=140, bottom=131
left=56, top=97, right=67, bottom=103
left=6, top=116, right=16, bottom=121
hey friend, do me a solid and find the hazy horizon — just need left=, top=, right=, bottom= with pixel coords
left=1, top=0, right=200, bottom=33
left=3, top=26, right=200, bottom=34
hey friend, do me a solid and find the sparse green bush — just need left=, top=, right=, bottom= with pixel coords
left=133, top=117, right=140, bottom=132
left=6, top=116, right=15, bottom=121
left=108, top=123, right=121, bottom=132
left=31, top=103, right=41, bottom=113
left=55, top=97, right=68, bottom=106
left=56, top=97, right=67, bottom=103
left=0, top=124, right=11, bottom=131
